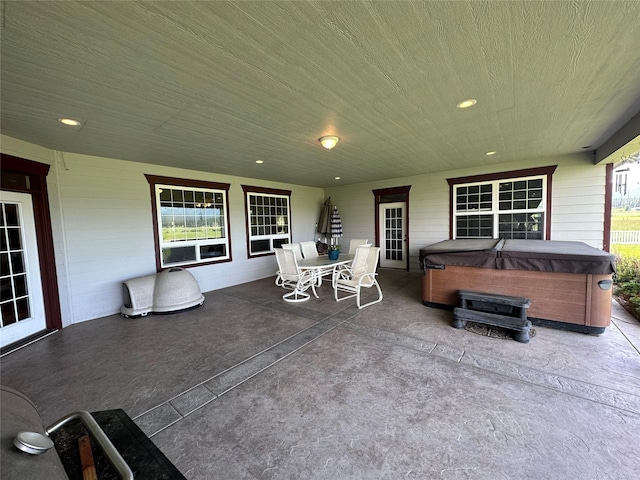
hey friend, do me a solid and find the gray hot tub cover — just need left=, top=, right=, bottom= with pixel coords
left=419, top=239, right=615, bottom=275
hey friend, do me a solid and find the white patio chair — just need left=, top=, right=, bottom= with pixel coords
left=275, top=243, right=303, bottom=286
left=301, top=240, right=342, bottom=287
left=275, top=248, right=318, bottom=302
left=333, top=246, right=383, bottom=308
left=348, top=239, right=370, bottom=254
left=332, top=243, right=370, bottom=289
left=334, top=240, right=370, bottom=280
left=282, top=242, right=303, bottom=261
left=300, top=241, right=319, bottom=259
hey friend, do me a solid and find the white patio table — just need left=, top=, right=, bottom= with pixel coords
left=298, top=254, right=354, bottom=290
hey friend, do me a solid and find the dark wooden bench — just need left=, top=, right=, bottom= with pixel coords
left=453, top=290, right=532, bottom=343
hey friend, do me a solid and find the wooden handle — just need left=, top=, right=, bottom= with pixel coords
left=78, top=434, right=98, bottom=480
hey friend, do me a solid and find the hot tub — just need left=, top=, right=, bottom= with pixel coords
left=419, top=239, right=616, bottom=334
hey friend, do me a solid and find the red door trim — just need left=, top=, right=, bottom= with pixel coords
left=1, top=154, right=63, bottom=330
left=372, top=185, right=411, bottom=271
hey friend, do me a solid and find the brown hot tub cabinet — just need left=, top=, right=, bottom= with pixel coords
left=419, top=239, right=615, bottom=334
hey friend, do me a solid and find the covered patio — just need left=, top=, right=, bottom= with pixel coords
left=2, top=269, right=639, bottom=479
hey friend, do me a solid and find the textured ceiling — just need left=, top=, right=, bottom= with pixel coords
left=1, top=1, right=639, bottom=187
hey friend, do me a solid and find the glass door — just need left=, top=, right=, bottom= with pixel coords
left=379, top=202, right=406, bottom=269
left=0, top=191, right=46, bottom=348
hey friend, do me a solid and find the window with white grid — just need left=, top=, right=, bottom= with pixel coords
left=146, top=175, right=231, bottom=268
left=0, top=202, right=30, bottom=327
left=243, top=186, right=291, bottom=257
left=453, top=175, right=547, bottom=240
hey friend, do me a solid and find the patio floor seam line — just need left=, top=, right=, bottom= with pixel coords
left=135, top=314, right=351, bottom=437
left=611, top=316, right=640, bottom=356
left=456, top=354, right=640, bottom=415
left=134, top=317, right=346, bottom=419
left=145, top=322, right=349, bottom=436
left=132, top=380, right=220, bottom=421
left=172, top=393, right=219, bottom=419
left=496, top=374, right=640, bottom=416
left=343, top=321, right=438, bottom=354
left=145, top=416, right=185, bottom=438
left=202, top=313, right=350, bottom=397
left=209, top=313, right=351, bottom=377
left=342, top=321, right=640, bottom=415
left=219, top=281, right=367, bottom=323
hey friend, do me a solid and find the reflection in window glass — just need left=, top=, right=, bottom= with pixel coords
left=244, top=189, right=291, bottom=257
left=152, top=182, right=231, bottom=268
left=0, top=201, right=31, bottom=328
left=454, top=175, right=547, bottom=239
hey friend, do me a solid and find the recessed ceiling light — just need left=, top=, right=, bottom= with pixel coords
left=57, top=117, right=82, bottom=126
left=456, top=99, right=477, bottom=109
left=485, top=151, right=497, bottom=156
left=255, top=159, right=264, bottom=164
left=334, top=176, right=341, bottom=180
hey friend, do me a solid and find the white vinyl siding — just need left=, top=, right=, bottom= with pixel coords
left=551, top=162, right=607, bottom=245
left=325, top=154, right=608, bottom=272
left=1, top=135, right=324, bottom=324
left=1, top=135, right=609, bottom=323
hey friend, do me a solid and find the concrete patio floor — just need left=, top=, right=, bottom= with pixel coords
left=1, top=269, right=639, bottom=479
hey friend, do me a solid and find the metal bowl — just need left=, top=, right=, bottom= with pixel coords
left=13, top=431, right=54, bottom=455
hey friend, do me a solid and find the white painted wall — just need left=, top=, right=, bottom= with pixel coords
left=1, top=135, right=608, bottom=326
left=0, top=137, right=76, bottom=325
left=2, top=135, right=324, bottom=325
left=325, top=153, right=608, bottom=272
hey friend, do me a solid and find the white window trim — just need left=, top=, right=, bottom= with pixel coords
left=448, top=166, right=557, bottom=240
left=454, top=175, right=547, bottom=239
left=242, top=186, right=292, bottom=257
left=145, top=174, right=231, bottom=270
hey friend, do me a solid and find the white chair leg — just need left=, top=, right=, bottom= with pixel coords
left=334, top=285, right=356, bottom=303
left=283, top=288, right=310, bottom=302
left=356, top=281, right=383, bottom=309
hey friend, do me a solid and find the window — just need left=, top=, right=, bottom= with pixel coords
left=242, top=185, right=291, bottom=257
left=145, top=175, right=231, bottom=269
left=614, top=169, right=628, bottom=195
left=447, top=166, right=556, bottom=240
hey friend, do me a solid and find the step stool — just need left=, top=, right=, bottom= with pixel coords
left=453, top=290, right=532, bottom=343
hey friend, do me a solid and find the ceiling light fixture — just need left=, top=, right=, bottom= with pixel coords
left=255, top=159, right=264, bottom=164
left=319, top=135, right=339, bottom=150
left=57, top=117, right=82, bottom=126
left=456, top=99, right=477, bottom=109
left=335, top=176, right=341, bottom=180
left=485, top=151, right=497, bottom=156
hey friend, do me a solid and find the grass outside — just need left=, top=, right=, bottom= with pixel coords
left=611, top=208, right=640, bottom=231
left=162, top=226, right=223, bottom=242
left=611, top=209, right=640, bottom=320
left=611, top=244, right=640, bottom=258
left=611, top=208, right=639, bottom=261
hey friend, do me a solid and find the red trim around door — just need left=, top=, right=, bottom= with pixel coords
left=372, top=185, right=412, bottom=271
left=1, top=153, right=63, bottom=330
